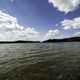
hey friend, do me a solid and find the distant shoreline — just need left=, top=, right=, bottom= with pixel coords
left=0, top=37, right=80, bottom=43
left=0, top=41, right=40, bottom=43
left=43, top=37, right=80, bottom=43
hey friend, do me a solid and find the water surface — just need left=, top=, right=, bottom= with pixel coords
left=0, top=42, right=80, bottom=80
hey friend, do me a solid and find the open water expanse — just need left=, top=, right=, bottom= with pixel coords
left=0, top=42, right=80, bottom=80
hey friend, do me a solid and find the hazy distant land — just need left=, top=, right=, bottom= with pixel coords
left=0, top=40, right=40, bottom=43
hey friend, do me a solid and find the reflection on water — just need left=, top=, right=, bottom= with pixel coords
left=0, top=42, right=80, bottom=80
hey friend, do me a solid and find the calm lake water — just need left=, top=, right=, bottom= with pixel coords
left=0, top=42, right=80, bottom=80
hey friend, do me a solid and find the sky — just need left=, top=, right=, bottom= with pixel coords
left=0, top=0, right=80, bottom=41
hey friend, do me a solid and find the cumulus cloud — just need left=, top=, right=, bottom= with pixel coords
left=43, top=29, right=63, bottom=40
left=48, top=0, right=80, bottom=13
left=0, top=10, right=40, bottom=41
left=61, top=17, right=80, bottom=30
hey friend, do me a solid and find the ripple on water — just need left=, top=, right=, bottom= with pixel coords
left=0, top=43, right=80, bottom=80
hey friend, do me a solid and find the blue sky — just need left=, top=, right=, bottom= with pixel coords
left=0, top=0, right=80, bottom=41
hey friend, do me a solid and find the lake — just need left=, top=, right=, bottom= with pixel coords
left=0, top=42, right=80, bottom=80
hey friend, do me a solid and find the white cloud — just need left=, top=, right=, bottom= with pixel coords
left=73, top=32, right=80, bottom=36
left=0, top=10, right=40, bottom=41
left=10, top=0, right=15, bottom=2
left=43, top=29, right=63, bottom=40
left=48, top=0, right=80, bottom=13
left=61, top=17, right=80, bottom=30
